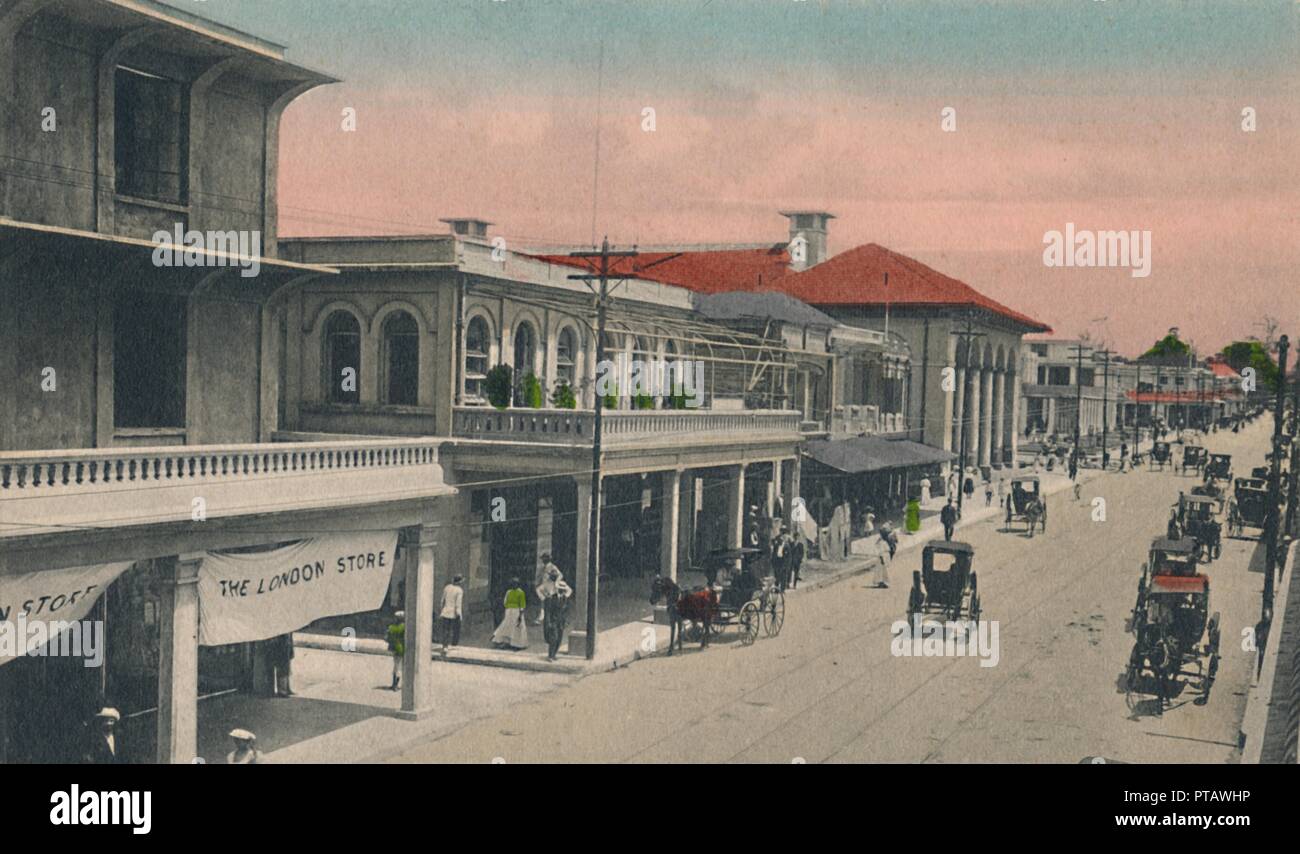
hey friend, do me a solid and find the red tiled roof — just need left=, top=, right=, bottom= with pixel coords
left=1209, top=361, right=1241, bottom=379
left=1126, top=390, right=1237, bottom=403
left=531, top=246, right=792, bottom=294
left=773, top=243, right=1051, bottom=332
left=532, top=241, right=1050, bottom=332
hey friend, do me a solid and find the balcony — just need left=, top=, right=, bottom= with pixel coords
left=451, top=406, right=802, bottom=447
left=0, top=438, right=451, bottom=539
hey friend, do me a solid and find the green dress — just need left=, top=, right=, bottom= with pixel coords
left=386, top=623, right=405, bottom=657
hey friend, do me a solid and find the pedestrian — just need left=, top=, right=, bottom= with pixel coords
left=919, top=476, right=932, bottom=506
left=386, top=610, right=405, bottom=691
left=941, top=499, right=958, bottom=541
left=533, top=552, right=559, bottom=626
left=946, top=471, right=958, bottom=499
left=226, top=729, right=262, bottom=764
left=771, top=530, right=790, bottom=591
left=963, top=472, right=975, bottom=505
left=997, top=476, right=1007, bottom=507
left=1120, top=442, right=1128, bottom=472
left=439, top=574, right=464, bottom=654
left=269, top=632, right=294, bottom=697
left=789, top=534, right=805, bottom=589
left=984, top=480, right=993, bottom=507
left=541, top=571, right=572, bottom=661
left=83, top=707, right=123, bottom=764
left=491, top=577, right=529, bottom=650
left=1068, top=453, right=1078, bottom=481
left=1073, top=481, right=1082, bottom=502
left=1167, top=509, right=1183, bottom=541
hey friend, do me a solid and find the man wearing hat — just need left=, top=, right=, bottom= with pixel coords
left=386, top=611, right=406, bottom=690
left=533, top=553, right=560, bottom=625
left=226, top=729, right=262, bottom=764
left=439, top=575, right=465, bottom=654
left=538, top=568, right=573, bottom=661
left=83, top=707, right=123, bottom=764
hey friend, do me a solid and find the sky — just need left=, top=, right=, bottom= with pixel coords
left=168, top=0, right=1299, bottom=356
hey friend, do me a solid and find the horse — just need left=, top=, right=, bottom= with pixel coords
left=650, top=575, right=717, bottom=655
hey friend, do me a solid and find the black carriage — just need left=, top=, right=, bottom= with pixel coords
left=1228, top=477, right=1270, bottom=538
left=1181, top=445, right=1207, bottom=477
left=1205, top=453, right=1232, bottom=483
left=1125, top=542, right=1220, bottom=711
left=1004, top=474, right=1046, bottom=537
left=1178, top=493, right=1221, bottom=562
left=701, top=548, right=784, bottom=645
left=1149, top=441, right=1172, bottom=471
left=907, top=540, right=981, bottom=625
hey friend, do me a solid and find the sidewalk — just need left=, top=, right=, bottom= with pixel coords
left=1241, top=538, right=1299, bottom=763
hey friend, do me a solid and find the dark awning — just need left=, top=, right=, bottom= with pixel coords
left=803, top=436, right=955, bottom=474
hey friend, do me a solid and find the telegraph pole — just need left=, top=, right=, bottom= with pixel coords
left=949, top=315, right=985, bottom=515
left=568, top=238, right=637, bottom=659
left=1265, top=334, right=1289, bottom=614
left=1068, top=342, right=1092, bottom=466
left=1133, top=362, right=1142, bottom=460
left=1094, top=348, right=1114, bottom=469
left=1286, top=373, right=1300, bottom=538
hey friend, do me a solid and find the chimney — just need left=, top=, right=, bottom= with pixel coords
left=440, top=217, right=493, bottom=240
left=780, top=211, right=834, bottom=271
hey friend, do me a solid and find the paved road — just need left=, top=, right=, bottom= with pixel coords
left=387, top=421, right=1272, bottom=764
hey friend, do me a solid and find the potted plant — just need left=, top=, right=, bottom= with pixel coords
left=551, top=382, right=577, bottom=410
left=518, top=372, right=544, bottom=409
left=485, top=365, right=513, bottom=410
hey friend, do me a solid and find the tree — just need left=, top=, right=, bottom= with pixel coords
left=1222, top=340, right=1280, bottom=391
left=1142, top=331, right=1191, bottom=359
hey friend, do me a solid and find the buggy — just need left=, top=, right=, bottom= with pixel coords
left=1204, top=453, right=1232, bottom=483
left=1149, top=441, right=1172, bottom=471
left=907, top=540, right=981, bottom=625
left=1125, top=541, right=1220, bottom=712
left=1178, top=493, right=1222, bottom=562
left=1228, top=477, right=1270, bottom=538
left=1004, top=475, right=1047, bottom=537
left=1181, top=445, right=1207, bottom=477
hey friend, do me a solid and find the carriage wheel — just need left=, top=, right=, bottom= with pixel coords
left=969, top=593, right=981, bottom=625
left=764, top=590, right=785, bottom=637
left=708, top=615, right=728, bottom=637
left=739, top=602, right=761, bottom=646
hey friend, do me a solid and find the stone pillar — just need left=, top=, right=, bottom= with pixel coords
left=572, top=478, right=594, bottom=624
left=727, top=465, right=746, bottom=569
left=966, top=366, right=981, bottom=467
left=660, top=469, right=681, bottom=581
left=157, top=555, right=202, bottom=764
left=400, top=523, right=437, bottom=718
left=1046, top=397, right=1056, bottom=434
left=979, top=369, right=993, bottom=468
left=781, top=458, right=800, bottom=530
left=1009, top=371, right=1021, bottom=469
left=679, top=471, right=696, bottom=574
left=952, top=366, right=966, bottom=457
left=991, top=370, right=1005, bottom=466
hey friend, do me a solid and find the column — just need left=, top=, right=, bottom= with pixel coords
left=571, top=478, right=595, bottom=648
left=400, top=522, right=436, bottom=718
left=1046, top=397, right=1056, bottom=434
left=952, top=366, right=966, bottom=457
left=157, top=555, right=202, bottom=764
left=979, top=369, right=993, bottom=468
left=1009, top=371, right=1021, bottom=469
left=966, top=366, right=981, bottom=467
left=993, top=369, right=1006, bottom=467
left=679, top=471, right=696, bottom=574
left=781, top=458, right=800, bottom=530
left=726, top=465, right=745, bottom=569
left=660, top=469, right=681, bottom=581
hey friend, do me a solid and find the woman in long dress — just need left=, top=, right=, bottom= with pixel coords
left=491, top=577, right=529, bottom=649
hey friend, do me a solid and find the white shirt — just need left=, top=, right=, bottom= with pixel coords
left=439, top=584, right=463, bottom=619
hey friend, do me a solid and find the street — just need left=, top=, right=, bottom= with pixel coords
left=385, top=421, right=1271, bottom=763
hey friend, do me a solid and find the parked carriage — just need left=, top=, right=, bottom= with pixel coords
left=1229, top=477, right=1270, bottom=538
left=1125, top=539, right=1220, bottom=711
left=1004, top=475, right=1046, bottom=537
left=1181, top=445, right=1207, bottom=477
left=907, top=540, right=981, bottom=625
left=1149, top=441, right=1172, bottom=471
left=1178, top=493, right=1222, bottom=562
left=1204, top=453, right=1232, bottom=483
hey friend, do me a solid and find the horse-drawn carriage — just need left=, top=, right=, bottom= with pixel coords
left=651, top=547, right=785, bottom=655
left=1149, top=441, right=1172, bottom=471
left=1125, top=538, right=1220, bottom=712
left=1204, top=453, right=1232, bottom=483
left=1004, top=475, right=1046, bottom=537
left=1181, top=445, right=1207, bottom=477
left=907, top=540, right=981, bottom=625
left=1178, top=493, right=1221, bottom=562
left=1228, top=477, right=1270, bottom=538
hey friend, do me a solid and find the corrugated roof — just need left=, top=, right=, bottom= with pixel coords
left=804, top=436, right=955, bottom=473
left=693, top=290, right=837, bottom=327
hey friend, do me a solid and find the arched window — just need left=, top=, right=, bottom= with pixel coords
left=513, top=321, right=538, bottom=407
left=382, top=310, right=419, bottom=406
left=324, top=311, right=361, bottom=404
left=556, top=326, right=577, bottom=387
left=464, top=315, right=491, bottom=404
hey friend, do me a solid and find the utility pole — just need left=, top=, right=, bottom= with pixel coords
left=1094, top=348, right=1114, bottom=469
left=949, top=315, right=986, bottom=515
left=1068, top=341, right=1092, bottom=466
left=568, top=237, right=637, bottom=659
left=1286, top=373, right=1300, bottom=538
left=1133, top=362, right=1142, bottom=459
left=1264, top=334, right=1289, bottom=614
